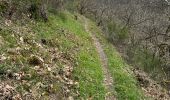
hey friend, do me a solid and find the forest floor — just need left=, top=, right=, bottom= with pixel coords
left=84, top=18, right=116, bottom=100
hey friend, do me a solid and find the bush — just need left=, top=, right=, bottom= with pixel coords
left=0, top=0, right=48, bottom=21
left=127, top=47, right=164, bottom=79
left=107, top=21, right=129, bottom=43
left=0, top=0, right=67, bottom=21
left=118, top=27, right=129, bottom=40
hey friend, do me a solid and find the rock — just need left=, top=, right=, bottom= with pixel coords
left=47, top=67, right=52, bottom=72
left=12, top=94, right=22, bottom=100
left=34, top=66, right=40, bottom=70
left=68, top=96, right=74, bottom=100
left=0, top=54, right=7, bottom=62
left=20, top=37, right=24, bottom=44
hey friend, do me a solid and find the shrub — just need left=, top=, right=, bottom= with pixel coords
left=107, top=21, right=129, bottom=43
left=118, top=27, right=129, bottom=40
left=127, top=47, right=163, bottom=79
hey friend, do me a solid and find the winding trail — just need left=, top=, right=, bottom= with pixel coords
left=84, top=18, right=116, bottom=100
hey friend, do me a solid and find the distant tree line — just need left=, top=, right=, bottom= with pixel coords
left=0, top=0, right=64, bottom=21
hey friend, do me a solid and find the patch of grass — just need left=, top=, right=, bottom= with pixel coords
left=0, top=64, right=8, bottom=79
left=74, top=45, right=105, bottom=99
left=57, top=12, right=67, bottom=22
left=0, top=29, right=17, bottom=48
left=88, top=20, right=146, bottom=100
left=0, top=10, right=106, bottom=99
left=52, top=12, right=105, bottom=99
left=29, top=11, right=106, bottom=99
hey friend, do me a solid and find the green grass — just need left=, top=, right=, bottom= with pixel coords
left=0, top=11, right=106, bottom=99
left=51, top=12, right=106, bottom=99
left=31, top=11, right=105, bottom=99
left=88, top=20, right=146, bottom=100
left=75, top=45, right=105, bottom=99
left=0, top=9, right=147, bottom=99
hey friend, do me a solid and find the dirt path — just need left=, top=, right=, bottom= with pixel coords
left=84, top=19, right=116, bottom=100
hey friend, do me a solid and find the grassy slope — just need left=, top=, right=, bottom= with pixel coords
left=0, top=10, right=147, bottom=100
left=52, top=12, right=106, bottom=99
left=0, top=11, right=105, bottom=99
left=88, top=20, right=146, bottom=100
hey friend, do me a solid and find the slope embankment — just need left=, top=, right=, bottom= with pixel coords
left=1, top=10, right=169, bottom=100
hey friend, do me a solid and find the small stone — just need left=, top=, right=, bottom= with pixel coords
left=20, top=37, right=24, bottom=43
left=34, top=66, right=41, bottom=71
left=47, top=67, right=52, bottom=71
left=0, top=54, right=7, bottom=61
left=68, top=96, right=74, bottom=100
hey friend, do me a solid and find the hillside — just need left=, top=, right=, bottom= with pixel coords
left=0, top=9, right=170, bottom=100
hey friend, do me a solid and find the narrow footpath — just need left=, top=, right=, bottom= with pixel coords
left=84, top=18, right=116, bottom=100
